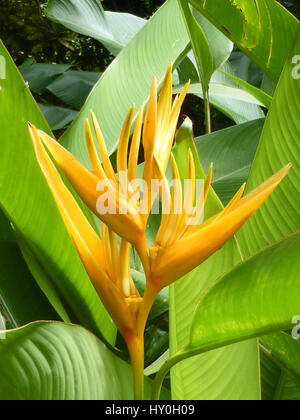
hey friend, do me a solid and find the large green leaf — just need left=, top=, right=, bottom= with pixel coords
left=260, top=347, right=300, bottom=400
left=18, top=61, right=72, bottom=95
left=154, top=231, right=300, bottom=399
left=0, top=41, right=115, bottom=343
left=209, top=61, right=265, bottom=123
left=175, top=58, right=266, bottom=124
left=178, top=1, right=232, bottom=92
left=230, top=51, right=263, bottom=87
left=237, top=27, right=300, bottom=258
left=0, top=321, right=169, bottom=400
left=105, top=12, right=146, bottom=47
left=196, top=119, right=264, bottom=204
left=262, top=333, right=300, bottom=383
left=189, top=0, right=261, bottom=48
left=45, top=0, right=146, bottom=56
left=178, top=0, right=214, bottom=92
left=39, top=104, right=78, bottom=131
left=45, top=0, right=119, bottom=56
left=168, top=120, right=260, bottom=400
left=179, top=61, right=265, bottom=124
left=46, top=70, right=101, bottom=109
left=190, top=231, right=300, bottom=350
left=60, top=0, right=190, bottom=164
left=193, top=9, right=233, bottom=71
left=217, top=69, right=272, bottom=108
left=0, top=210, right=58, bottom=329
left=189, top=0, right=299, bottom=81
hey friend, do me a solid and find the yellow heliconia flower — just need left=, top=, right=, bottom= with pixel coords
left=28, top=123, right=142, bottom=336
left=148, top=151, right=291, bottom=290
left=32, top=64, right=189, bottom=274
left=27, top=63, right=291, bottom=400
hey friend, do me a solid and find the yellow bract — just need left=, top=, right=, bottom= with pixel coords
left=149, top=155, right=291, bottom=289
left=29, top=123, right=140, bottom=336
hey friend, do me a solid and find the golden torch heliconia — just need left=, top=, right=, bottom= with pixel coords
left=28, top=64, right=290, bottom=400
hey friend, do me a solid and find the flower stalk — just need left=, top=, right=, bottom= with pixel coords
left=125, top=332, right=145, bottom=400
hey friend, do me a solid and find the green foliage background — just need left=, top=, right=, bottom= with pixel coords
left=1, top=0, right=297, bottom=137
left=0, top=0, right=299, bottom=400
left=3, top=1, right=297, bottom=67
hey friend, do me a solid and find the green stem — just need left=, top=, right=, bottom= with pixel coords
left=152, top=347, right=202, bottom=400
left=126, top=283, right=160, bottom=400
left=203, top=88, right=211, bottom=134
left=137, top=282, right=159, bottom=334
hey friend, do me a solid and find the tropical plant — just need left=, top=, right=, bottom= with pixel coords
left=0, top=0, right=299, bottom=401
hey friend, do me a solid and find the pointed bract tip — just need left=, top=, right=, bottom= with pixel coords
left=275, top=163, right=292, bottom=181
left=167, top=62, right=173, bottom=73
left=206, top=163, right=214, bottom=178
left=151, top=75, right=157, bottom=88
left=240, top=182, right=247, bottom=195
left=188, top=148, right=194, bottom=162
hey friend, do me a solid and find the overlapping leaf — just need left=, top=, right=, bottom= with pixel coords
left=60, top=0, right=190, bottom=164
left=0, top=41, right=115, bottom=343
left=168, top=121, right=260, bottom=400
left=189, top=0, right=299, bottom=80
left=190, top=232, right=300, bottom=350
left=46, top=0, right=146, bottom=56
left=237, top=27, right=300, bottom=257
left=0, top=210, right=58, bottom=328
left=196, top=119, right=264, bottom=204
left=0, top=322, right=169, bottom=400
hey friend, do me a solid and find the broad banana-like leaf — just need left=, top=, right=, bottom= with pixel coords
left=189, top=0, right=299, bottom=80
left=216, top=69, right=272, bottom=108
left=260, top=347, right=300, bottom=400
left=0, top=41, right=115, bottom=343
left=168, top=121, right=260, bottom=400
left=154, top=231, right=300, bottom=399
left=45, top=0, right=146, bottom=56
left=179, top=61, right=265, bottom=124
left=196, top=119, right=264, bottom=204
left=178, top=0, right=233, bottom=91
left=237, top=27, right=300, bottom=257
left=19, top=61, right=71, bottom=95
left=262, top=333, right=300, bottom=383
left=46, top=70, right=101, bottom=109
left=0, top=210, right=58, bottom=328
left=59, top=0, right=190, bottom=164
left=0, top=322, right=169, bottom=400
left=39, top=104, right=78, bottom=131
left=190, top=231, right=300, bottom=350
